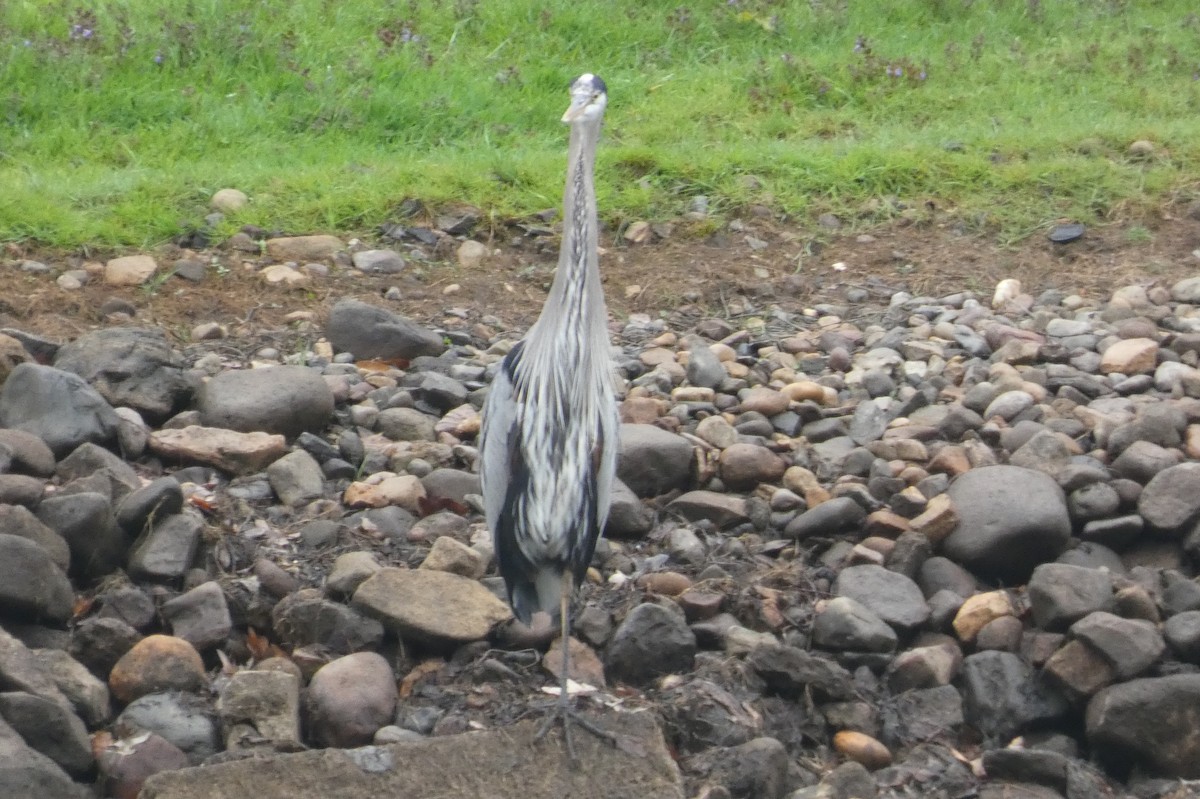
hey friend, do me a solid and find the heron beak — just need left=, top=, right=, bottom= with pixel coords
left=561, top=95, right=592, bottom=123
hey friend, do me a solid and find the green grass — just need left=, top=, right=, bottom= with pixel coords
left=1, top=0, right=1199, bottom=248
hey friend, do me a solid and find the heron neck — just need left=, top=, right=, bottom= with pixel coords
left=529, top=118, right=608, bottom=356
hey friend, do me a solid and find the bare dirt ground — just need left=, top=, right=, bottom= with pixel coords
left=3, top=207, right=1199, bottom=348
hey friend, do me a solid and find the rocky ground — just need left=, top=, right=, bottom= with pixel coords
left=1, top=205, right=1200, bottom=799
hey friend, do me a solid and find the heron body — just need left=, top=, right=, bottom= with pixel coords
left=479, top=73, right=617, bottom=752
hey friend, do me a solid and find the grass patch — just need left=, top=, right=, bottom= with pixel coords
left=1, top=0, right=1198, bottom=248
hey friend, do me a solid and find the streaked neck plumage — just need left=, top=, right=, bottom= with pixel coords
left=525, top=116, right=609, bottom=361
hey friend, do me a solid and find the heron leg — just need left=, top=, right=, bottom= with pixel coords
left=534, top=572, right=616, bottom=759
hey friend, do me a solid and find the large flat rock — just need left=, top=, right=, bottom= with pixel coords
left=140, top=712, right=682, bottom=799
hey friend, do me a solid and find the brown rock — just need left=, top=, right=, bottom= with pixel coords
left=109, top=635, right=207, bottom=704
left=832, top=730, right=892, bottom=770
left=718, top=443, right=786, bottom=490
left=1100, top=338, right=1158, bottom=375
left=952, top=591, right=1014, bottom=644
left=910, top=494, right=959, bottom=545
left=543, top=636, right=606, bottom=689
left=418, top=536, right=486, bottom=579
left=636, top=571, right=693, bottom=597
left=735, top=387, right=790, bottom=417
left=0, top=334, right=31, bottom=384
left=864, top=509, right=910, bottom=538
left=148, top=426, right=287, bottom=475
left=306, top=652, right=397, bottom=748
left=352, top=567, right=511, bottom=645
left=104, top=255, right=158, bottom=286
left=98, top=731, right=191, bottom=799
left=265, top=235, right=343, bottom=262
left=343, top=474, right=426, bottom=511
left=1043, top=639, right=1115, bottom=700
left=619, top=397, right=665, bottom=424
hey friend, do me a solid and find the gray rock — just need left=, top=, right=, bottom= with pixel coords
left=1138, top=462, right=1200, bottom=532
left=266, top=449, right=326, bottom=507
left=699, top=736, right=789, bottom=799
left=604, top=478, right=654, bottom=538
left=943, top=465, right=1071, bottom=583
left=58, top=441, right=140, bottom=496
left=0, top=535, right=74, bottom=624
left=54, top=327, right=191, bottom=423
left=219, top=668, right=301, bottom=750
left=1067, top=483, right=1120, bottom=524
left=834, top=564, right=929, bottom=632
left=117, top=691, right=221, bottom=764
left=411, top=372, right=468, bottom=413
left=745, top=643, right=854, bottom=701
left=1070, top=611, right=1164, bottom=679
left=420, top=468, right=480, bottom=504
left=659, top=679, right=760, bottom=753
left=272, top=589, right=384, bottom=654
left=351, top=249, right=406, bottom=274
left=31, top=649, right=111, bottom=727
left=306, top=652, right=397, bottom=748
left=1086, top=674, right=1200, bottom=779
left=115, top=476, right=185, bottom=536
left=684, top=337, right=726, bottom=389
left=0, top=429, right=56, bottom=476
left=784, top=497, right=866, bottom=541
left=960, top=651, right=1068, bottom=742
left=0, top=691, right=93, bottom=777
left=198, top=366, right=334, bottom=438
left=918, top=556, right=978, bottom=599
left=848, top=399, right=891, bottom=444
left=0, top=505, right=69, bottom=572
left=127, top=511, right=204, bottom=581
left=880, top=685, right=964, bottom=748
left=376, top=407, right=437, bottom=441
left=666, top=491, right=749, bottom=530
left=0, top=363, right=121, bottom=457
left=1028, top=563, right=1114, bottom=631
left=68, top=617, right=142, bottom=678
left=812, top=596, right=898, bottom=653
left=35, top=491, right=123, bottom=580
left=0, top=715, right=90, bottom=799
left=327, top=299, right=445, bottom=360
left=1110, top=440, right=1181, bottom=483
left=1163, top=610, right=1200, bottom=663
left=161, top=582, right=232, bottom=650
left=605, top=603, right=696, bottom=686
left=0, top=475, right=46, bottom=507
left=980, top=748, right=1068, bottom=794
left=617, top=424, right=693, bottom=497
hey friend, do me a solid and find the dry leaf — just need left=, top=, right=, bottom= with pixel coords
left=398, top=659, right=444, bottom=699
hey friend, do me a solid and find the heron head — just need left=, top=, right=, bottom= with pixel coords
left=562, top=73, right=607, bottom=124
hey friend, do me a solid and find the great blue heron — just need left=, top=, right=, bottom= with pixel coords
left=479, top=73, right=618, bottom=755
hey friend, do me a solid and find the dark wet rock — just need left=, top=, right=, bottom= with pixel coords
left=0, top=363, right=121, bottom=457
left=127, top=511, right=204, bottom=582
left=746, top=643, right=854, bottom=701
left=660, top=679, right=760, bottom=753
left=1069, top=611, right=1164, bottom=680
left=880, top=684, right=964, bottom=749
left=605, top=602, right=697, bottom=687
left=0, top=715, right=90, bottom=799
left=1086, top=674, right=1200, bottom=779
left=54, top=327, right=191, bottom=423
left=69, top=616, right=142, bottom=678
left=943, top=465, right=1071, bottom=583
left=693, top=736, right=789, bottom=799
left=116, top=476, right=185, bottom=536
left=1163, top=610, right=1200, bottom=663
left=961, top=651, right=1068, bottom=743
left=605, top=478, right=655, bottom=537
left=0, top=504, right=69, bottom=572
left=35, top=491, right=124, bottom=580
left=0, top=534, right=74, bottom=624
left=0, top=691, right=93, bottom=777
left=326, top=299, right=445, bottom=360
left=272, top=589, right=384, bottom=654
left=0, top=429, right=56, bottom=476
left=31, top=648, right=111, bottom=727
left=785, top=497, right=867, bottom=540
left=198, top=366, right=334, bottom=438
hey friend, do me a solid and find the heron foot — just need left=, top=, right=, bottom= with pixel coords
left=533, top=697, right=618, bottom=761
